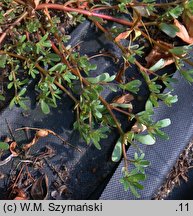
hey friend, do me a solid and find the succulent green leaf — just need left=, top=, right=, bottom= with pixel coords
left=159, top=23, right=179, bottom=38
left=168, top=5, right=184, bottom=18
left=0, top=54, right=6, bottom=68
left=129, top=185, right=141, bottom=198
left=149, top=59, right=165, bottom=72
left=181, top=70, right=193, bottom=83
left=111, top=103, right=133, bottom=109
left=112, top=138, right=122, bottom=162
left=87, top=73, right=115, bottom=84
left=0, top=94, right=5, bottom=101
left=156, top=118, right=171, bottom=128
left=119, top=80, right=142, bottom=94
left=0, top=142, right=9, bottom=150
left=40, top=100, right=50, bottom=114
left=135, top=134, right=155, bottom=145
left=128, top=173, right=146, bottom=181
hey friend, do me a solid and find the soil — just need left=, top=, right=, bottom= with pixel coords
left=153, top=140, right=193, bottom=200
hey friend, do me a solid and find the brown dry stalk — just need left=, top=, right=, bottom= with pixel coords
left=15, top=127, right=82, bottom=152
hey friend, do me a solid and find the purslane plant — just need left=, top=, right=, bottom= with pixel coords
left=0, top=0, right=193, bottom=198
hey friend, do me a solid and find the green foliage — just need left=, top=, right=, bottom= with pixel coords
left=26, top=18, right=41, bottom=33
left=134, top=134, right=155, bottom=145
left=161, top=74, right=178, bottom=90
left=149, top=59, right=165, bottom=72
left=158, top=92, right=178, bottom=107
left=169, top=46, right=191, bottom=56
left=159, top=23, right=179, bottom=38
left=0, top=94, right=5, bottom=101
left=136, top=101, right=171, bottom=141
left=180, top=70, right=193, bottom=83
left=133, top=153, right=150, bottom=174
left=0, top=142, right=9, bottom=150
left=119, top=80, right=142, bottom=94
left=168, top=5, right=184, bottom=19
left=87, top=73, right=115, bottom=84
left=40, top=100, right=50, bottom=114
left=78, top=55, right=97, bottom=75
left=36, top=75, right=62, bottom=114
left=185, top=0, right=193, bottom=14
left=112, top=137, right=122, bottom=162
left=73, top=85, right=111, bottom=149
left=120, top=169, right=146, bottom=198
left=9, top=88, right=28, bottom=110
left=36, top=33, right=52, bottom=55
left=0, top=54, right=6, bottom=68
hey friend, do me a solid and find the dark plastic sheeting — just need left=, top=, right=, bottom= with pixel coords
left=100, top=64, right=193, bottom=199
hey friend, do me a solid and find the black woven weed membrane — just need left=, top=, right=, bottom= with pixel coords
left=1, top=8, right=193, bottom=200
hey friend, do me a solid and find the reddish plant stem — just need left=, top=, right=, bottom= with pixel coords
left=122, top=141, right=128, bottom=170
left=111, top=106, right=132, bottom=117
left=36, top=3, right=134, bottom=26
left=99, top=96, right=123, bottom=135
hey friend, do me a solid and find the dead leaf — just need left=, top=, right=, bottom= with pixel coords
left=17, top=127, right=81, bottom=152
left=115, top=30, right=132, bottom=42
left=31, top=174, right=48, bottom=200
left=182, top=11, right=193, bottom=38
left=23, top=136, right=39, bottom=151
left=23, top=130, right=50, bottom=151
left=34, top=0, right=40, bottom=7
left=27, top=0, right=40, bottom=8
left=36, top=130, right=49, bottom=138
left=112, top=93, right=134, bottom=104
left=9, top=142, right=18, bottom=157
left=131, top=122, right=147, bottom=133
left=145, top=41, right=174, bottom=68
left=174, top=19, right=193, bottom=44
left=14, top=197, right=27, bottom=200
left=13, top=188, right=28, bottom=200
